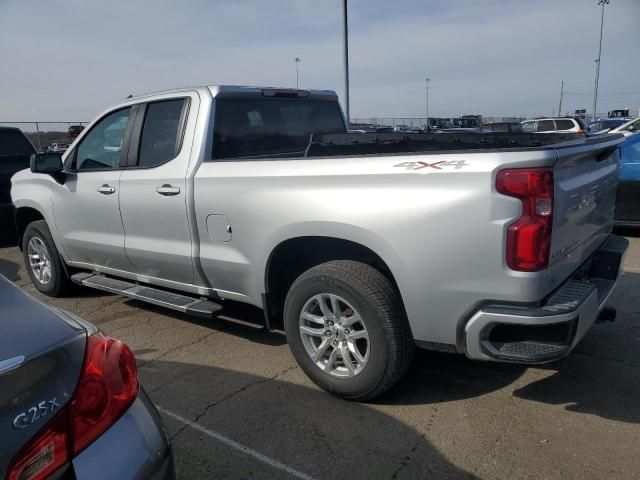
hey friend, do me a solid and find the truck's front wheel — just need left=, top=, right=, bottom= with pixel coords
left=284, top=260, right=414, bottom=401
left=22, top=220, right=71, bottom=297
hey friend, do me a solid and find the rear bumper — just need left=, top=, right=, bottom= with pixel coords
left=72, top=387, right=176, bottom=480
left=464, top=234, right=628, bottom=363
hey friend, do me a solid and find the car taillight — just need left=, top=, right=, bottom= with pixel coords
left=70, top=331, right=138, bottom=455
left=496, top=168, right=554, bottom=271
left=5, top=333, right=138, bottom=480
left=6, top=412, right=70, bottom=480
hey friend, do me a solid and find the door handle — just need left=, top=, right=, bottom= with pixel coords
left=156, top=184, right=181, bottom=196
left=97, top=184, right=116, bottom=194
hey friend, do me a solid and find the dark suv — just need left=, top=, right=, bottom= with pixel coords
left=0, top=127, right=36, bottom=241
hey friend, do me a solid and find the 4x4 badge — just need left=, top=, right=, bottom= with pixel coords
left=394, top=160, right=468, bottom=170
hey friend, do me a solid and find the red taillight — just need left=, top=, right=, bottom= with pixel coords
left=7, top=412, right=70, bottom=480
left=496, top=168, right=554, bottom=271
left=70, top=332, right=138, bottom=455
left=5, top=333, right=138, bottom=480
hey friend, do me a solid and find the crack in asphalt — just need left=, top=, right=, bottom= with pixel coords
left=145, top=365, right=205, bottom=395
left=168, top=365, right=298, bottom=442
left=390, top=434, right=426, bottom=480
left=76, top=296, right=124, bottom=318
left=137, top=329, right=223, bottom=368
left=391, top=379, right=446, bottom=480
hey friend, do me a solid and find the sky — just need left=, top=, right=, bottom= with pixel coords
left=1, top=0, right=639, bottom=122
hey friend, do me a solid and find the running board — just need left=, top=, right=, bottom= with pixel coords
left=71, top=272, right=222, bottom=318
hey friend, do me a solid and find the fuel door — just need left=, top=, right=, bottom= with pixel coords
left=206, top=214, right=232, bottom=242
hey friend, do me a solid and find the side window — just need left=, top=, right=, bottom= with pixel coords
left=138, top=99, right=186, bottom=167
left=212, top=98, right=346, bottom=160
left=521, top=121, right=535, bottom=133
left=75, top=108, right=132, bottom=170
left=624, top=119, right=640, bottom=133
left=555, top=119, right=574, bottom=131
left=536, top=120, right=555, bottom=132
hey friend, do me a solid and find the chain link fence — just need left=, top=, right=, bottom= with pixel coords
left=0, top=121, right=88, bottom=151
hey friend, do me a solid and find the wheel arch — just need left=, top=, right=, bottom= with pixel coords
left=263, top=235, right=410, bottom=329
left=15, top=206, right=46, bottom=250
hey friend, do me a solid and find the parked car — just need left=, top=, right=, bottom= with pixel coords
left=587, top=119, right=628, bottom=135
left=47, top=143, right=70, bottom=153
left=521, top=117, right=585, bottom=134
left=0, top=274, right=175, bottom=480
left=0, top=127, right=36, bottom=240
left=11, top=85, right=628, bottom=400
left=479, top=122, right=523, bottom=133
left=608, top=108, right=630, bottom=119
left=609, top=117, right=640, bottom=137
left=68, top=125, right=85, bottom=137
left=615, top=132, right=640, bottom=227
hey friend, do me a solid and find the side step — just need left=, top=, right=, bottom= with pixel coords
left=71, top=272, right=222, bottom=318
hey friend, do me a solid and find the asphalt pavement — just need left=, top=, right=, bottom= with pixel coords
left=1, top=235, right=638, bottom=479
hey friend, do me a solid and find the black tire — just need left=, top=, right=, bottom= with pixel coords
left=284, top=260, right=414, bottom=401
left=22, top=220, right=71, bottom=297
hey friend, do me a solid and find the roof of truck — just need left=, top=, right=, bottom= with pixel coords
left=124, top=85, right=338, bottom=102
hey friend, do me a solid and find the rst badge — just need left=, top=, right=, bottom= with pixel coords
left=394, top=160, right=468, bottom=170
left=13, top=398, right=60, bottom=429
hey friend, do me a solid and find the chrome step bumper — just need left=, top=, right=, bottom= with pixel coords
left=464, top=234, right=629, bottom=363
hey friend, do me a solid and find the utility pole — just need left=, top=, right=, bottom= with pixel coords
left=558, top=80, right=564, bottom=116
left=342, top=0, right=350, bottom=123
left=425, top=78, right=430, bottom=130
left=592, top=0, right=610, bottom=121
left=293, top=57, right=301, bottom=89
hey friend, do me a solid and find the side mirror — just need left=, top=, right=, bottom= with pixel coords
left=30, top=153, right=63, bottom=174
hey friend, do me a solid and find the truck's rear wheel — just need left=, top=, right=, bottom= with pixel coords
left=22, top=220, right=71, bottom=297
left=284, top=260, right=414, bottom=401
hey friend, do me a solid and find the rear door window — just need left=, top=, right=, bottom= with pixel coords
left=521, top=121, right=535, bottom=133
left=213, top=98, right=346, bottom=159
left=137, top=99, right=187, bottom=167
left=536, top=120, right=555, bottom=132
left=555, top=119, right=575, bottom=131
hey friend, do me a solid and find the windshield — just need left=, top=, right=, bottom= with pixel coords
left=0, top=128, right=35, bottom=156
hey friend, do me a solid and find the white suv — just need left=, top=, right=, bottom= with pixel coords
left=521, top=118, right=584, bottom=134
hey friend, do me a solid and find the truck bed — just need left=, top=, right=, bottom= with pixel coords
left=305, top=132, right=606, bottom=157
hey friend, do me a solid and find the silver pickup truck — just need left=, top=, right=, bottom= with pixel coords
left=11, top=86, right=628, bottom=400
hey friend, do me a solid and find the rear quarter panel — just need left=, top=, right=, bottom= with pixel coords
left=194, top=149, right=563, bottom=348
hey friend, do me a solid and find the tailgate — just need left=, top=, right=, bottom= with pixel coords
left=550, top=135, right=624, bottom=266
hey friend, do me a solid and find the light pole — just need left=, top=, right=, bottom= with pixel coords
left=558, top=80, right=564, bottom=117
left=294, top=57, right=301, bottom=89
left=425, top=78, right=431, bottom=130
left=592, top=0, right=610, bottom=121
left=342, top=0, right=350, bottom=123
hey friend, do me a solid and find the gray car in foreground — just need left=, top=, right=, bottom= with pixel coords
left=0, top=275, right=175, bottom=480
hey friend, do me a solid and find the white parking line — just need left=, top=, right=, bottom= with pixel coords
left=157, top=406, right=316, bottom=480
